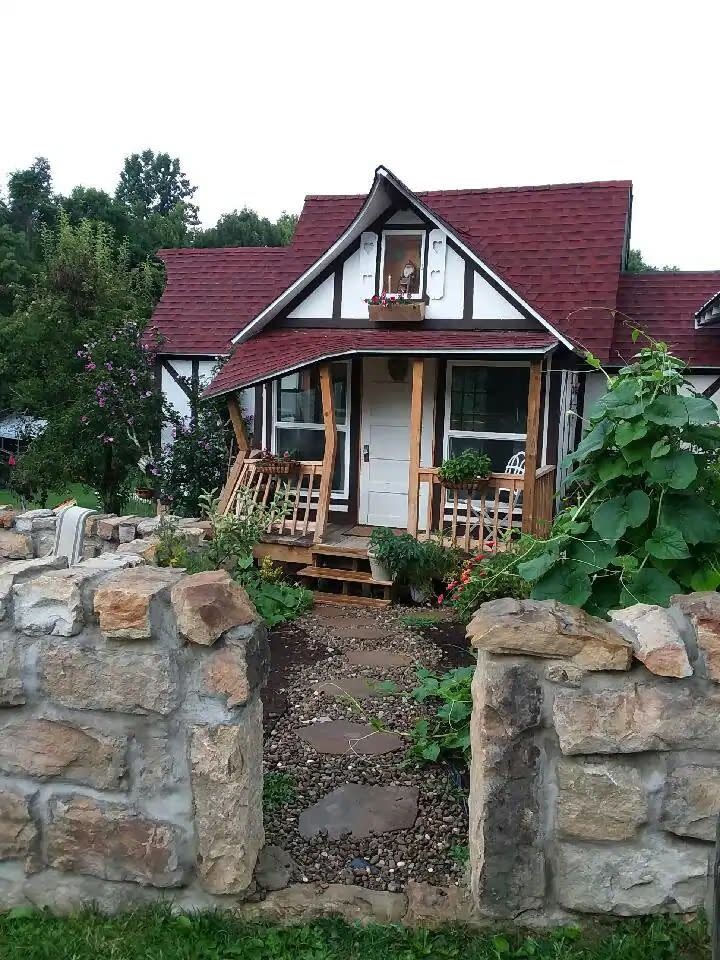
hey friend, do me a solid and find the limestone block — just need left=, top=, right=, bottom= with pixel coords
left=46, top=795, right=185, bottom=887
left=15, top=509, right=55, bottom=532
left=0, top=507, right=19, bottom=529
left=467, top=597, right=631, bottom=671
left=40, top=642, right=177, bottom=715
left=553, top=683, right=720, bottom=754
left=85, top=513, right=111, bottom=537
left=0, top=719, right=126, bottom=789
left=198, top=623, right=269, bottom=708
left=97, top=515, right=136, bottom=541
left=556, top=758, right=647, bottom=840
left=0, top=530, right=32, bottom=560
left=32, top=531, right=55, bottom=557
left=238, top=881, right=407, bottom=924
left=672, top=592, right=720, bottom=682
left=13, top=566, right=105, bottom=636
left=78, top=552, right=143, bottom=570
left=0, top=556, right=68, bottom=620
left=115, top=538, right=158, bottom=562
left=117, top=520, right=139, bottom=543
left=609, top=604, right=692, bottom=678
left=404, top=881, right=478, bottom=927
left=133, top=734, right=183, bottom=795
left=661, top=764, right=720, bottom=841
left=190, top=698, right=264, bottom=893
left=0, top=787, right=37, bottom=862
left=555, top=837, right=710, bottom=915
left=136, top=517, right=161, bottom=537
left=94, top=566, right=183, bottom=640
left=171, top=570, right=257, bottom=647
left=469, top=652, right=545, bottom=918
left=0, top=636, right=24, bottom=705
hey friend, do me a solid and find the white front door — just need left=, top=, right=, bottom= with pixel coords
left=358, top=357, right=435, bottom=528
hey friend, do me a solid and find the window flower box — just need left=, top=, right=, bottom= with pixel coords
left=254, top=451, right=300, bottom=476
left=366, top=294, right=425, bottom=323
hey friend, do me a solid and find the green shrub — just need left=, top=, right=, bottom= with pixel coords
left=158, top=405, right=231, bottom=516
left=369, top=527, right=463, bottom=593
left=443, top=536, right=538, bottom=617
left=438, top=449, right=492, bottom=485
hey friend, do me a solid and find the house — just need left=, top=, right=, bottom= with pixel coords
left=150, top=166, right=720, bottom=603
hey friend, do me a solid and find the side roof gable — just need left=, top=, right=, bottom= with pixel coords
left=235, top=166, right=575, bottom=351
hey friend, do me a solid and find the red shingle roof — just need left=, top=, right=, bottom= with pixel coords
left=204, top=328, right=556, bottom=397
left=613, top=273, right=720, bottom=367
left=152, top=178, right=633, bottom=359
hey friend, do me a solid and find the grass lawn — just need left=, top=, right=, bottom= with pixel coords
left=0, top=907, right=709, bottom=960
left=0, top=484, right=156, bottom=516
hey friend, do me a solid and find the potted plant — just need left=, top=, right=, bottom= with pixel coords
left=255, top=449, right=299, bottom=475
left=438, top=450, right=492, bottom=494
left=135, top=456, right=161, bottom=500
left=367, top=526, right=397, bottom=582
left=365, top=293, right=425, bottom=324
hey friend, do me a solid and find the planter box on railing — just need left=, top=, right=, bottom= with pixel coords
left=368, top=301, right=425, bottom=323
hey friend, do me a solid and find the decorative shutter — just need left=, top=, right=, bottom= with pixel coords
left=427, top=229, right=446, bottom=300
left=359, top=232, right=378, bottom=298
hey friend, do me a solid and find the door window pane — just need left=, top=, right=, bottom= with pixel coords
left=276, top=364, right=347, bottom=425
left=449, top=436, right=525, bottom=474
left=450, top=366, right=528, bottom=434
left=275, top=428, right=346, bottom=491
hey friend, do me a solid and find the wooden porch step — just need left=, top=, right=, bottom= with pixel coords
left=312, top=591, right=391, bottom=610
left=312, top=543, right=368, bottom=559
left=297, top=565, right=392, bottom=587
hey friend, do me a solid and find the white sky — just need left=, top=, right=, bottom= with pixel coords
left=2, top=0, right=719, bottom=269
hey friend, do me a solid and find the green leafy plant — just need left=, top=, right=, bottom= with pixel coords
left=521, top=333, right=720, bottom=615
left=198, top=486, right=291, bottom=576
left=438, top=449, right=492, bottom=485
left=263, top=772, right=296, bottom=812
left=243, top=574, right=314, bottom=627
left=443, top=536, right=538, bottom=617
left=368, top=528, right=462, bottom=594
left=157, top=404, right=232, bottom=516
left=408, top=666, right=474, bottom=763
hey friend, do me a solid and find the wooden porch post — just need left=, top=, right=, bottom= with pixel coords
left=407, top=358, right=424, bottom=537
left=227, top=393, right=250, bottom=452
left=522, top=359, right=543, bottom=534
left=314, top=364, right=337, bottom=543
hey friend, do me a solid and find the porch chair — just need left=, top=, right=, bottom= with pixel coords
left=481, top=451, right=525, bottom=548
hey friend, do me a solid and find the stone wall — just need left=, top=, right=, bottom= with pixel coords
left=0, top=551, right=268, bottom=912
left=467, top=595, right=720, bottom=924
left=0, top=505, right=210, bottom=564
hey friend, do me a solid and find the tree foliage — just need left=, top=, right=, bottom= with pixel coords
left=116, top=149, right=199, bottom=224
left=193, top=207, right=296, bottom=248
left=626, top=248, right=679, bottom=273
left=520, top=334, right=720, bottom=615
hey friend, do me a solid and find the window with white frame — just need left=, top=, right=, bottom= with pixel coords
left=379, top=230, right=425, bottom=298
left=273, top=362, right=350, bottom=497
left=444, top=363, right=529, bottom=473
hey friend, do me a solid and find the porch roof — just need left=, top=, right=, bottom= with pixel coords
left=203, top=328, right=557, bottom=397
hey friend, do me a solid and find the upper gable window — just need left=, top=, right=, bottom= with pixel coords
left=380, top=230, right=425, bottom=298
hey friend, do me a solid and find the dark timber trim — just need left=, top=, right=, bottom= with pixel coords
left=332, top=268, right=343, bottom=322
left=703, top=375, right=720, bottom=398
left=462, top=262, right=473, bottom=322
left=252, top=384, right=264, bottom=447
left=162, top=360, right=193, bottom=400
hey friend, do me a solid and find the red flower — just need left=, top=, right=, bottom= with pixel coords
left=7, top=454, right=16, bottom=467
left=437, top=593, right=444, bottom=605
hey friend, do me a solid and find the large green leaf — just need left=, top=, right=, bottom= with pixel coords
left=590, top=380, right=638, bottom=416
left=619, top=568, right=680, bottom=607
left=597, top=457, right=627, bottom=482
left=645, top=395, right=688, bottom=427
left=591, top=490, right=651, bottom=541
left=659, top=494, right=720, bottom=545
left=566, top=537, right=617, bottom=572
left=684, top=395, right=719, bottom=425
left=531, top=564, right=592, bottom=607
left=690, top=564, right=720, bottom=592
left=685, top=425, right=720, bottom=451
left=622, top=439, right=654, bottom=464
left=650, top=439, right=672, bottom=459
left=644, top=524, right=690, bottom=560
left=615, top=420, right=648, bottom=447
left=517, top=545, right=560, bottom=582
left=646, top=450, right=698, bottom=490
left=571, top=419, right=613, bottom=462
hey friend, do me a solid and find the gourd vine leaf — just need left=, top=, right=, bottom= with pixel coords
left=684, top=394, right=719, bottom=425
left=690, top=564, right=720, bottom=592
left=566, top=537, right=618, bottom=571
left=644, top=524, right=690, bottom=560
left=531, top=565, right=592, bottom=607
left=571, top=419, right=613, bottom=462
left=597, top=457, right=627, bottom=482
left=621, top=438, right=654, bottom=464
left=517, top=543, right=561, bottom=582
left=591, top=490, right=651, bottom=542
left=650, top=439, right=672, bottom=459
left=619, top=568, right=680, bottom=607
left=686, top=425, right=720, bottom=451
left=646, top=450, right=697, bottom=490
left=614, top=420, right=648, bottom=447
left=659, top=494, right=720, bottom=545
left=645, top=394, right=689, bottom=427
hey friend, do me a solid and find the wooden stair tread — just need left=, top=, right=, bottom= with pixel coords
left=313, top=543, right=369, bottom=559
left=298, top=565, right=392, bottom=587
left=312, top=591, right=391, bottom=609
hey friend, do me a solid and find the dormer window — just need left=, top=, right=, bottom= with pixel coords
left=380, top=230, right=425, bottom=299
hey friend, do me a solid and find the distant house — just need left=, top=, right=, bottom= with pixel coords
left=149, top=166, right=720, bottom=601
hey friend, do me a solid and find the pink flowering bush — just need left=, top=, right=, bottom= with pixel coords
left=156, top=405, right=232, bottom=516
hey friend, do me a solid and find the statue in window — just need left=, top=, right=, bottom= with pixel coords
left=397, top=259, right=418, bottom=296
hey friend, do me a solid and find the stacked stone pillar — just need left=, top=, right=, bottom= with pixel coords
left=467, top=595, right=720, bottom=923
left=0, top=555, right=268, bottom=912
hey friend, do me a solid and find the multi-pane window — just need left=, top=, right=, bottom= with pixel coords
left=445, top=364, right=529, bottom=472
left=274, top=362, right=349, bottom=495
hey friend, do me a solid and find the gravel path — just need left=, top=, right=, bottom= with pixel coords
left=263, top=606, right=472, bottom=892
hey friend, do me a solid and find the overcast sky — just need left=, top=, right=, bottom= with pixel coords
left=3, top=1, right=718, bottom=269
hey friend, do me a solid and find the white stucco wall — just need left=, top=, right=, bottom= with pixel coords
left=472, top=271, right=524, bottom=320
left=160, top=360, right=255, bottom=447
left=341, top=247, right=371, bottom=320
left=425, top=244, right=464, bottom=320
left=287, top=273, right=334, bottom=319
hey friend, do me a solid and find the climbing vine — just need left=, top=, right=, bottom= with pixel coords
left=520, top=333, right=720, bottom=615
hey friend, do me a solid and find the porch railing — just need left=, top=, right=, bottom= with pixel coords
left=413, top=466, right=555, bottom=553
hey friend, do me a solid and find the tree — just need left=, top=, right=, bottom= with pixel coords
left=116, top=150, right=199, bottom=225
left=0, top=214, right=163, bottom=511
left=6, top=157, right=57, bottom=244
left=626, top=248, right=680, bottom=273
left=194, top=208, right=297, bottom=248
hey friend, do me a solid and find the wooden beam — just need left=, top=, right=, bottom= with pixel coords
left=218, top=450, right=247, bottom=515
left=314, top=365, right=337, bottom=543
left=227, top=395, right=249, bottom=452
left=522, top=359, right=543, bottom=534
left=407, top=358, right=424, bottom=537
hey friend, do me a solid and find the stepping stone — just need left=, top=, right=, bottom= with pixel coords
left=345, top=649, right=414, bottom=668
left=326, top=622, right=390, bottom=641
left=296, top=720, right=404, bottom=756
left=298, top=784, right=419, bottom=839
left=311, top=677, right=389, bottom=700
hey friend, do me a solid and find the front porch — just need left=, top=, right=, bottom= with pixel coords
left=220, top=355, right=556, bottom=604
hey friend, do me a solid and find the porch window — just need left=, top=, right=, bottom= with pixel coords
left=273, top=362, right=349, bottom=496
left=445, top=363, right=529, bottom=472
